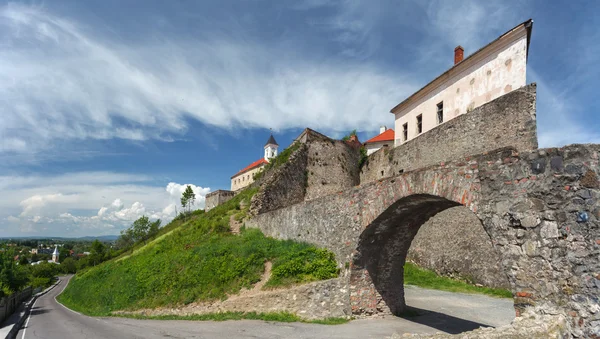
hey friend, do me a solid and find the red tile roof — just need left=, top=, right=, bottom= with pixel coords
left=365, top=129, right=395, bottom=144
left=231, top=158, right=269, bottom=178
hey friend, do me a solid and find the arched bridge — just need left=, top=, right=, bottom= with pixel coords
left=248, top=145, right=600, bottom=335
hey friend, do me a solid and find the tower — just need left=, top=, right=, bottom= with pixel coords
left=264, top=134, right=279, bottom=161
left=52, top=246, right=59, bottom=263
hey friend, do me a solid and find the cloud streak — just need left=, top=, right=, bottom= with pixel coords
left=0, top=3, right=414, bottom=155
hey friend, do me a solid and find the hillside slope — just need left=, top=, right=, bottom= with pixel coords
left=58, top=189, right=339, bottom=316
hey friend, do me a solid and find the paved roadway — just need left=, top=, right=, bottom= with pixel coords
left=17, top=276, right=514, bottom=339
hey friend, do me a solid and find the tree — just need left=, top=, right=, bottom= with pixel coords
left=148, top=219, right=161, bottom=239
left=132, top=216, right=151, bottom=244
left=116, top=228, right=134, bottom=251
left=59, top=247, right=70, bottom=263
left=89, top=240, right=106, bottom=266
left=18, top=256, right=29, bottom=266
left=60, top=257, right=77, bottom=274
left=180, top=185, right=196, bottom=218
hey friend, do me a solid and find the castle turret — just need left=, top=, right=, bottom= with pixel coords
left=52, top=246, right=59, bottom=263
left=264, top=134, right=279, bottom=161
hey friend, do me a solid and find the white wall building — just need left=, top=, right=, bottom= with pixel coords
left=364, top=126, right=395, bottom=156
left=231, top=134, right=279, bottom=191
left=392, top=20, right=533, bottom=147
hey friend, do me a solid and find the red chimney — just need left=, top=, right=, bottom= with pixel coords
left=454, top=46, right=464, bottom=65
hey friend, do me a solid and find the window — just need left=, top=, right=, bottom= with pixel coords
left=402, top=123, right=408, bottom=141
left=416, top=114, right=423, bottom=134
left=437, top=102, right=443, bottom=124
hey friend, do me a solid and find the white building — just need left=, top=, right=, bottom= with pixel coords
left=230, top=134, right=279, bottom=191
left=392, top=19, right=533, bottom=147
left=364, top=126, right=395, bottom=156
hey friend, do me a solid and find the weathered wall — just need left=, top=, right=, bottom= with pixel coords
left=305, top=138, right=360, bottom=201
left=250, top=129, right=360, bottom=215
left=407, top=206, right=509, bottom=289
left=250, top=144, right=308, bottom=215
left=248, top=144, right=600, bottom=337
left=361, top=84, right=538, bottom=184
left=204, top=190, right=235, bottom=212
left=133, top=278, right=351, bottom=320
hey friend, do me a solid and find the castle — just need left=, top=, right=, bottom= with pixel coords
left=205, top=134, right=279, bottom=211
left=209, top=19, right=534, bottom=210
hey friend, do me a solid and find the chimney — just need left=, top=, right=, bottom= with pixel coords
left=454, top=46, right=464, bottom=65
left=380, top=126, right=387, bottom=134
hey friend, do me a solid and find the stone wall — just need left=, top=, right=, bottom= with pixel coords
left=407, top=206, right=510, bottom=289
left=360, top=84, right=538, bottom=184
left=305, top=138, right=360, bottom=201
left=204, top=190, right=235, bottom=212
left=250, top=128, right=360, bottom=215
left=248, top=144, right=600, bottom=337
left=250, top=144, right=308, bottom=215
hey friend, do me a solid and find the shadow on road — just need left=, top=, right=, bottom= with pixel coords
left=29, top=308, right=51, bottom=316
left=400, top=306, right=491, bottom=334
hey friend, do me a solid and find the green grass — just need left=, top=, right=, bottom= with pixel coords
left=116, top=311, right=349, bottom=324
left=57, top=188, right=339, bottom=316
left=403, top=262, right=512, bottom=298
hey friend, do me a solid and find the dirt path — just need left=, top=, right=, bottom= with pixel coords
left=229, top=215, right=242, bottom=234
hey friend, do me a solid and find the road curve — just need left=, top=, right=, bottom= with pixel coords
left=17, top=276, right=514, bottom=339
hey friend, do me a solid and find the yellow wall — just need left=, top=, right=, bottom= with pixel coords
left=231, top=164, right=265, bottom=191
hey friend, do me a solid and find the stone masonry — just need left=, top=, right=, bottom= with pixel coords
left=250, top=128, right=360, bottom=215
left=407, top=206, right=510, bottom=289
left=247, top=144, right=600, bottom=337
left=360, top=84, right=538, bottom=184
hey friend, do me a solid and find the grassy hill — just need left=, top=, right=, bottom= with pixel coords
left=58, top=188, right=339, bottom=316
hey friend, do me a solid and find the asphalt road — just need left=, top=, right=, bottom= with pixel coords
left=17, top=276, right=514, bottom=339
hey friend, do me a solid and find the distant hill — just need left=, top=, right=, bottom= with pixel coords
left=0, top=235, right=119, bottom=241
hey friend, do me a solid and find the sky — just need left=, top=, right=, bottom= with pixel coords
left=1, top=0, right=599, bottom=237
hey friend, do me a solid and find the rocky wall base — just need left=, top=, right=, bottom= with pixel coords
left=128, top=278, right=351, bottom=320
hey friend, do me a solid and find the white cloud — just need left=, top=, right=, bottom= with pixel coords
left=0, top=171, right=210, bottom=236
left=0, top=3, right=413, bottom=155
left=166, top=183, right=211, bottom=209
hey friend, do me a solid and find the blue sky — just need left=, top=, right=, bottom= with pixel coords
left=1, top=0, right=599, bottom=237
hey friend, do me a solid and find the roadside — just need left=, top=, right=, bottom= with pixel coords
left=0, top=276, right=63, bottom=339
left=17, top=278, right=515, bottom=339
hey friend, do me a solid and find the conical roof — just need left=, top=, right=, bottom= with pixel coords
left=265, top=134, right=278, bottom=146
left=53, top=246, right=59, bottom=255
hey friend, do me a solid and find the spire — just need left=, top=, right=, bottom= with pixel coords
left=53, top=246, right=58, bottom=256
left=265, top=134, right=278, bottom=147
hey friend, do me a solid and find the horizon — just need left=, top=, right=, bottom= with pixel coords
left=1, top=0, right=599, bottom=237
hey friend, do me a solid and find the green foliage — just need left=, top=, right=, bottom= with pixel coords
left=120, top=311, right=349, bottom=324
left=61, top=257, right=77, bottom=274
left=264, top=142, right=302, bottom=172
left=180, top=185, right=196, bottom=215
left=58, top=188, right=339, bottom=316
left=358, top=146, right=368, bottom=168
left=266, top=248, right=338, bottom=288
left=0, top=250, right=29, bottom=296
left=341, top=129, right=357, bottom=141
left=403, top=262, right=512, bottom=298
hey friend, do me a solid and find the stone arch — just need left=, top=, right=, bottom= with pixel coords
left=350, top=193, right=509, bottom=316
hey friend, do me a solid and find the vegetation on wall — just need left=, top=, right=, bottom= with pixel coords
left=341, top=129, right=357, bottom=141
left=253, top=142, right=303, bottom=181
left=58, top=188, right=339, bottom=316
